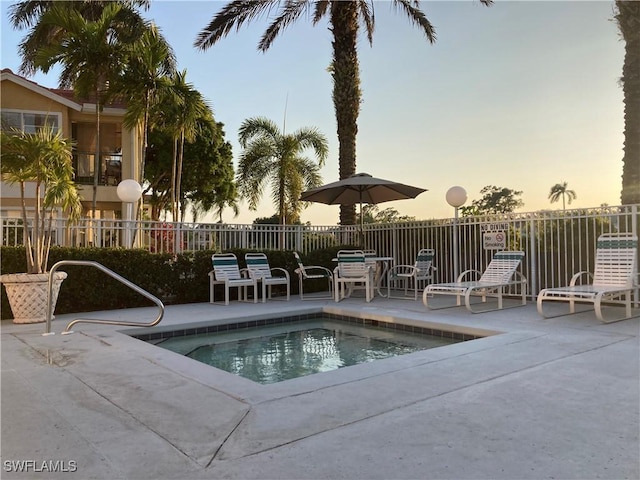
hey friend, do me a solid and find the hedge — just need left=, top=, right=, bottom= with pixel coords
left=1, top=246, right=349, bottom=319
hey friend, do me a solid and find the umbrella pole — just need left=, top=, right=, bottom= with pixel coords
left=359, top=200, right=364, bottom=248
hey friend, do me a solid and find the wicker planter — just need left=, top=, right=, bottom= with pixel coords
left=0, top=272, right=67, bottom=324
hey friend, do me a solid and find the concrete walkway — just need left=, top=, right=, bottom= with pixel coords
left=2, top=296, right=638, bottom=479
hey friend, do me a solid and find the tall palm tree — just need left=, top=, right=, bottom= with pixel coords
left=615, top=1, right=640, bottom=205
left=31, top=3, right=147, bottom=216
left=195, top=0, right=492, bottom=225
left=10, top=0, right=150, bottom=76
left=237, top=116, right=328, bottom=226
left=548, top=181, right=577, bottom=211
left=155, top=70, right=211, bottom=221
left=117, top=23, right=176, bottom=185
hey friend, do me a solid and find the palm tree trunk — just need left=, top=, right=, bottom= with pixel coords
left=618, top=0, right=640, bottom=204
left=330, top=1, right=360, bottom=226
left=19, top=181, right=35, bottom=273
left=176, top=131, right=185, bottom=221
left=93, top=86, right=100, bottom=218
left=33, top=180, right=42, bottom=273
left=171, top=138, right=178, bottom=220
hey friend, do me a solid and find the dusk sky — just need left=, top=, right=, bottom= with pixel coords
left=1, top=1, right=625, bottom=225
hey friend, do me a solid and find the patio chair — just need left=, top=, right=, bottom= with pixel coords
left=387, top=248, right=437, bottom=300
left=293, top=252, right=333, bottom=300
left=537, top=233, right=638, bottom=323
left=209, top=253, right=258, bottom=305
left=245, top=253, right=290, bottom=303
left=423, top=251, right=527, bottom=313
left=333, top=250, right=374, bottom=303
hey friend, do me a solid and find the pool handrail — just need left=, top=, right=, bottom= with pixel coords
left=45, top=260, right=164, bottom=335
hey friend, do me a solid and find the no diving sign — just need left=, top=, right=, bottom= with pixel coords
left=483, top=231, right=506, bottom=250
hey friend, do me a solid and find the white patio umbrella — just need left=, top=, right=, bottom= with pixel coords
left=300, top=172, right=427, bottom=229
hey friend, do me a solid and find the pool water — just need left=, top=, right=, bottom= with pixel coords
left=155, top=318, right=461, bottom=384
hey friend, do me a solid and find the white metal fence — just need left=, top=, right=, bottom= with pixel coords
left=2, top=204, right=638, bottom=298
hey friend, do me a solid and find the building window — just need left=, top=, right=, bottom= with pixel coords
left=0, top=110, right=61, bottom=133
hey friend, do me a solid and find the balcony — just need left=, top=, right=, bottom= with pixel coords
left=73, top=151, right=122, bottom=186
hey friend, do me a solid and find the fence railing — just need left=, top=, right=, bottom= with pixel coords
left=2, top=204, right=638, bottom=298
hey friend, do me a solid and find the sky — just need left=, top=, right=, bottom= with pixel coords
left=0, top=0, right=625, bottom=225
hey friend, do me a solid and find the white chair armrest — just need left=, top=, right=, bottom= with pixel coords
left=270, top=267, right=290, bottom=280
left=457, top=269, right=481, bottom=282
left=302, top=266, right=333, bottom=277
left=388, top=264, right=418, bottom=276
left=570, top=271, right=593, bottom=286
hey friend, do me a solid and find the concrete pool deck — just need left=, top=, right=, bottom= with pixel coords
left=2, top=296, right=639, bottom=479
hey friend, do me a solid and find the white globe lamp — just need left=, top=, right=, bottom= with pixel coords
left=117, top=180, right=142, bottom=248
left=446, top=186, right=467, bottom=208
left=117, top=179, right=142, bottom=203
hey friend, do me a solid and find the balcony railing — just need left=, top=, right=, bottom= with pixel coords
left=73, top=151, right=122, bottom=186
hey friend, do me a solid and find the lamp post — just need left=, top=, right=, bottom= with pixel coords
left=446, top=186, right=467, bottom=281
left=117, top=179, right=142, bottom=248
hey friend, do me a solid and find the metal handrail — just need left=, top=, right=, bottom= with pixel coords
left=45, top=260, right=164, bottom=335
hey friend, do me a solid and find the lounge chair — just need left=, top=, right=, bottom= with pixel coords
left=245, top=253, right=290, bottom=302
left=209, top=253, right=257, bottom=305
left=333, top=250, right=374, bottom=302
left=387, top=248, right=436, bottom=300
left=537, top=233, right=638, bottom=323
left=423, top=251, right=527, bottom=313
left=293, top=252, right=333, bottom=300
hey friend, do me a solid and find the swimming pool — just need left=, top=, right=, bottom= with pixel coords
left=133, top=312, right=485, bottom=384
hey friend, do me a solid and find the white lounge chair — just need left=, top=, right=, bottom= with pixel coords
left=423, top=251, right=527, bottom=313
left=333, top=250, right=374, bottom=303
left=209, top=253, right=257, bottom=305
left=293, top=252, right=333, bottom=300
left=537, top=233, right=638, bottom=323
left=245, top=252, right=290, bottom=302
left=387, top=248, right=436, bottom=300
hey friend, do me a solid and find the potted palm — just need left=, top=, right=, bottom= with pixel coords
left=0, top=126, right=82, bottom=323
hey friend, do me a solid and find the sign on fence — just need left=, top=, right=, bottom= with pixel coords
left=481, top=223, right=510, bottom=232
left=483, top=231, right=506, bottom=250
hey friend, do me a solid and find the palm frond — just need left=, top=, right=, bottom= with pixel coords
left=393, top=0, right=437, bottom=44
left=357, top=0, right=375, bottom=45
left=194, top=0, right=278, bottom=50
left=238, top=117, right=281, bottom=147
left=259, top=0, right=310, bottom=51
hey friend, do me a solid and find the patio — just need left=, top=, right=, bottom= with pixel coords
left=2, top=296, right=638, bottom=479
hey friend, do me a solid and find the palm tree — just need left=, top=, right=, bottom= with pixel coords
left=9, top=0, right=150, bottom=76
left=615, top=1, right=640, bottom=205
left=31, top=3, right=147, bottom=216
left=548, top=181, right=577, bottom=211
left=237, top=116, right=328, bottom=226
left=155, top=70, right=211, bottom=221
left=191, top=192, right=240, bottom=224
left=118, top=23, right=176, bottom=186
left=195, top=0, right=492, bottom=225
left=1, top=127, right=81, bottom=274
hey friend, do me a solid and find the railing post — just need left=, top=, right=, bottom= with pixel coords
left=529, top=216, right=537, bottom=298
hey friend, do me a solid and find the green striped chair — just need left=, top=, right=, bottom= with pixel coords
left=245, top=253, right=290, bottom=303
left=209, top=253, right=257, bottom=305
left=387, top=248, right=436, bottom=300
left=334, top=250, right=374, bottom=303
left=423, top=251, right=527, bottom=313
left=537, top=233, right=638, bottom=323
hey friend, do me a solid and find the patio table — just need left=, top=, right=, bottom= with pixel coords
left=332, top=255, right=394, bottom=298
